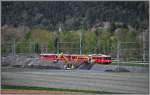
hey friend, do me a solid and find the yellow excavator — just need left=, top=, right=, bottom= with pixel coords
left=57, top=52, right=74, bottom=70
left=57, top=52, right=94, bottom=70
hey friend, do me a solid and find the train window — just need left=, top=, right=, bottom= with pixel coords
left=108, top=57, right=111, bottom=60
left=44, top=55, right=49, bottom=57
left=105, top=57, right=111, bottom=60
left=93, top=57, right=96, bottom=59
left=94, top=57, right=102, bottom=60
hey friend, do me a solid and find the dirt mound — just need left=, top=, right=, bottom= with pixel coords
left=78, top=63, right=94, bottom=70
left=105, top=67, right=130, bottom=72
left=1, top=55, right=64, bottom=70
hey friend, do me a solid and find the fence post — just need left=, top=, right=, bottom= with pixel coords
left=12, top=39, right=16, bottom=56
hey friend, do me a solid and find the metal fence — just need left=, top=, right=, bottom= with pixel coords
left=2, top=40, right=148, bottom=64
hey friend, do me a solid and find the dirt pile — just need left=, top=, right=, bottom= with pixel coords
left=1, top=54, right=64, bottom=69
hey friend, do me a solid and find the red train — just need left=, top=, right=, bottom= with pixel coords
left=40, top=53, right=112, bottom=64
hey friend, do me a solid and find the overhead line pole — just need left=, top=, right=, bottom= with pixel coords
left=143, top=32, right=146, bottom=63
left=80, top=28, right=83, bottom=55
left=117, top=40, right=120, bottom=72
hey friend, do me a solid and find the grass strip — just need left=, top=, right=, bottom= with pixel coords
left=2, top=85, right=119, bottom=94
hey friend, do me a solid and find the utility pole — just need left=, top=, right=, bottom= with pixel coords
left=117, top=40, right=120, bottom=72
left=12, top=39, right=16, bottom=56
left=57, top=24, right=62, bottom=54
left=143, top=32, right=146, bottom=63
left=80, top=28, right=83, bottom=54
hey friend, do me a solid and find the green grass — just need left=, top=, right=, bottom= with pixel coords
left=2, top=85, right=119, bottom=94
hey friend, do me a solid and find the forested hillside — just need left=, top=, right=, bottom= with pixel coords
left=2, top=1, right=148, bottom=30
left=1, top=1, right=149, bottom=61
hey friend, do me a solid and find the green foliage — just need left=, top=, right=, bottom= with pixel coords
left=16, top=40, right=30, bottom=53
left=25, top=31, right=32, bottom=40
left=48, top=39, right=55, bottom=52
left=125, top=31, right=137, bottom=42
left=83, top=31, right=97, bottom=53
left=2, top=1, right=148, bottom=31
left=115, top=28, right=128, bottom=41
left=34, top=42, right=41, bottom=53
left=30, top=28, right=51, bottom=44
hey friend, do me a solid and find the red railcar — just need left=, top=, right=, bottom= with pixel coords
left=40, top=53, right=112, bottom=64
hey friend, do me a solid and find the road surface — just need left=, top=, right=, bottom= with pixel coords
left=1, top=67, right=149, bottom=94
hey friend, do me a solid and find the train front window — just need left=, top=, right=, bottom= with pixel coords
left=106, top=57, right=111, bottom=60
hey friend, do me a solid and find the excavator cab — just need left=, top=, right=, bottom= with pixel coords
left=57, top=52, right=74, bottom=70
